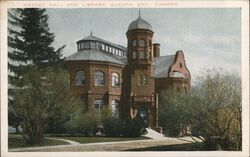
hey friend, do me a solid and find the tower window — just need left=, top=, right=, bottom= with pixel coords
left=142, top=75, right=148, bottom=85
left=139, top=40, right=145, bottom=47
left=180, top=63, right=183, bottom=68
left=132, top=40, right=137, bottom=47
left=138, top=74, right=148, bottom=86
left=94, top=71, right=105, bottom=86
left=75, top=71, right=86, bottom=86
left=132, top=51, right=137, bottom=59
left=139, top=51, right=146, bottom=59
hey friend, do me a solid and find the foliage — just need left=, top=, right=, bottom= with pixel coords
left=187, top=70, right=241, bottom=150
left=11, top=68, right=77, bottom=144
left=158, top=89, right=188, bottom=136
left=8, top=8, right=65, bottom=133
left=102, top=116, right=122, bottom=137
left=121, top=116, right=144, bottom=137
left=158, top=69, right=241, bottom=150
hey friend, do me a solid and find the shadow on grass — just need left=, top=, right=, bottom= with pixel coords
left=125, top=142, right=206, bottom=151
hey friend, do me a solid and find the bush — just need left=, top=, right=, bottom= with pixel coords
left=77, top=112, right=100, bottom=136
left=121, top=117, right=144, bottom=137
left=102, top=117, right=122, bottom=137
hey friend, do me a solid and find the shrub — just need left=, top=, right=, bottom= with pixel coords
left=102, top=117, right=122, bottom=137
left=121, top=117, right=144, bottom=137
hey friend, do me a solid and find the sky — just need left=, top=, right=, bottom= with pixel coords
left=46, top=8, right=241, bottom=80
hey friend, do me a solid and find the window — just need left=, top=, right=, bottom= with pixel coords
left=111, top=100, right=119, bottom=117
left=139, top=51, right=146, bottom=59
left=132, top=51, right=137, bottom=59
left=112, top=73, right=120, bottom=87
left=105, top=45, right=108, bottom=52
left=78, top=44, right=80, bottom=50
left=138, top=74, right=148, bottom=86
left=180, top=63, right=183, bottom=68
left=94, top=99, right=104, bottom=110
left=101, top=44, right=105, bottom=50
left=149, top=40, right=152, bottom=47
left=84, top=42, right=90, bottom=49
left=109, top=47, right=112, bottom=53
left=142, top=75, right=148, bottom=85
left=94, top=71, right=104, bottom=86
left=137, top=75, right=141, bottom=86
left=75, top=71, right=85, bottom=86
left=132, top=40, right=136, bottom=47
left=81, top=43, right=84, bottom=49
left=139, top=40, right=145, bottom=47
left=91, top=42, right=96, bottom=49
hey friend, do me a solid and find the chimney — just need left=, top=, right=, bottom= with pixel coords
left=153, top=43, right=160, bottom=57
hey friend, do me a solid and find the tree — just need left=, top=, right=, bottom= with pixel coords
left=158, top=70, right=241, bottom=150
left=8, top=8, right=65, bottom=133
left=187, top=70, right=241, bottom=150
left=158, top=89, right=188, bottom=137
left=12, top=68, right=77, bottom=144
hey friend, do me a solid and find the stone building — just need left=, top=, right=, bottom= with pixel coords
left=66, top=14, right=191, bottom=132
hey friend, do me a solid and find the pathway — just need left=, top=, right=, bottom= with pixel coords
left=9, top=130, right=203, bottom=152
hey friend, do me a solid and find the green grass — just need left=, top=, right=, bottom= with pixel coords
left=59, top=136, right=150, bottom=144
left=126, top=142, right=205, bottom=151
left=8, top=134, right=69, bottom=149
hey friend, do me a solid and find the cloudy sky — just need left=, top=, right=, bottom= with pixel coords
left=46, top=8, right=241, bottom=80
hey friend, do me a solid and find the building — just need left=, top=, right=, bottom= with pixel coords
left=66, top=14, right=191, bottom=132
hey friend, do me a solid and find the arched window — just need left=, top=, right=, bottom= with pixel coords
left=139, top=40, right=145, bottom=47
left=112, top=73, right=120, bottom=87
left=75, top=71, right=85, bottom=86
left=111, top=100, right=119, bottom=117
left=94, top=99, right=104, bottom=110
left=94, top=71, right=105, bottom=86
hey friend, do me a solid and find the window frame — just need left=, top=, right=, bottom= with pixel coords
left=139, top=39, right=145, bottom=47
left=75, top=71, right=86, bottom=86
left=94, top=99, right=104, bottom=110
left=94, top=71, right=105, bottom=86
left=132, top=40, right=137, bottom=47
left=111, top=100, right=119, bottom=117
left=111, top=73, right=120, bottom=87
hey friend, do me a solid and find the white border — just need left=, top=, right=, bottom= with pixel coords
left=1, top=1, right=249, bottom=157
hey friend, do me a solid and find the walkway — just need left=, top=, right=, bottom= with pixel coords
left=9, top=130, right=203, bottom=152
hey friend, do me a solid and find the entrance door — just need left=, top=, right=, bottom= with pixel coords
left=138, top=106, right=148, bottom=128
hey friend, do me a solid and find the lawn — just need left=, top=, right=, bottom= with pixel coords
left=9, top=134, right=151, bottom=149
left=8, top=134, right=69, bottom=149
left=58, top=136, right=150, bottom=144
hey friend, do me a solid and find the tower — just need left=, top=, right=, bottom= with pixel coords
left=122, top=12, right=160, bottom=131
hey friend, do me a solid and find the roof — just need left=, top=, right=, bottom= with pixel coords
left=77, top=34, right=127, bottom=51
left=154, top=55, right=176, bottom=78
left=66, top=49, right=126, bottom=65
left=128, top=16, right=153, bottom=31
